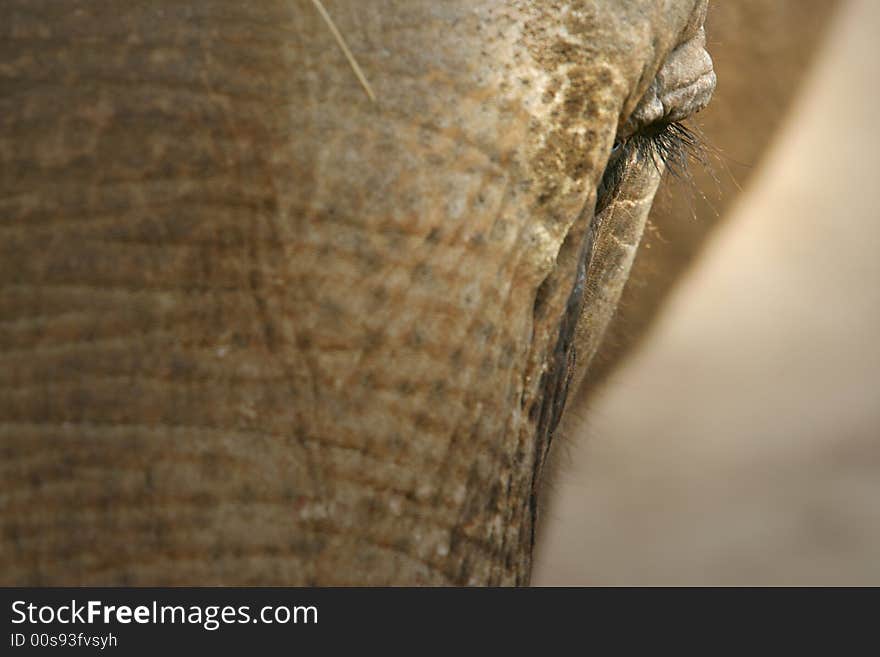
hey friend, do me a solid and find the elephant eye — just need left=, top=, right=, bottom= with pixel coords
left=630, top=120, right=704, bottom=177
left=595, top=12, right=715, bottom=213
left=596, top=120, right=705, bottom=213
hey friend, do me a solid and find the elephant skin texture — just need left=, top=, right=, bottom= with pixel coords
left=1, top=1, right=717, bottom=584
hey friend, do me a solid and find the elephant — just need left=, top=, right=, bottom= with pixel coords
left=0, top=0, right=837, bottom=585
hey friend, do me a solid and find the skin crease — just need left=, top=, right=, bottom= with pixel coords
left=1, top=0, right=713, bottom=585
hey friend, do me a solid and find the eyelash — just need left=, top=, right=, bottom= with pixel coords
left=596, top=121, right=705, bottom=213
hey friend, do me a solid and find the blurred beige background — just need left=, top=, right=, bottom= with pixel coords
left=534, top=0, right=880, bottom=585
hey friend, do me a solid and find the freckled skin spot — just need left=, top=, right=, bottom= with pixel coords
left=523, top=7, right=623, bottom=204
left=541, top=76, right=562, bottom=104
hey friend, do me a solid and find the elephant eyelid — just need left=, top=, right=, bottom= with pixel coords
left=596, top=121, right=707, bottom=214
left=627, top=121, right=707, bottom=179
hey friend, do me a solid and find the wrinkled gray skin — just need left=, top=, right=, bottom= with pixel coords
left=1, top=0, right=713, bottom=584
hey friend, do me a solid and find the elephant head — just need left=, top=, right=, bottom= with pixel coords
left=1, top=0, right=716, bottom=584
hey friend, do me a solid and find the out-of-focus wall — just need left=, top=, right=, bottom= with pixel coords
left=533, top=0, right=880, bottom=585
